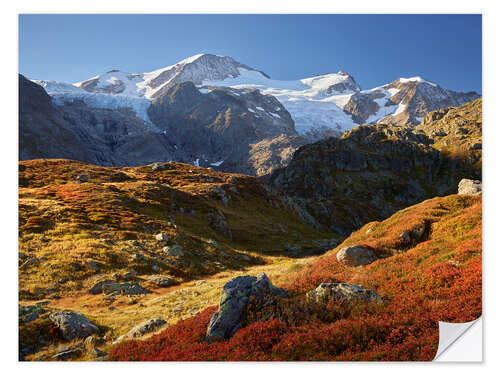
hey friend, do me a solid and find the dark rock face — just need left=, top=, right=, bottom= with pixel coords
left=19, top=74, right=97, bottom=163
left=344, top=91, right=385, bottom=123
left=206, top=273, right=287, bottom=342
left=269, top=122, right=480, bottom=236
left=148, top=82, right=301, bottom=175
left=19, top=74, right=184, bottom=166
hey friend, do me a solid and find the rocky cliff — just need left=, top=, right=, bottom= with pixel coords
left=269, top=102, right=481, bottom=235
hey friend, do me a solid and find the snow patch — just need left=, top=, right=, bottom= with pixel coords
left=399, top=77, right=437, bottom=87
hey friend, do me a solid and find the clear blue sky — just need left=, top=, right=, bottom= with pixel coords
left=19, top=14, right=482, bottom=93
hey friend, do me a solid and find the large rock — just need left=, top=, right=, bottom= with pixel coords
left=336, top=245, right=378, bottom=267
left=88, top=280, right=147, bottom=295
left=101, top=282, right=148, bottom=296
left=125, top=318, right=167, bottom=338
left=88, top=279, right=114, bottom=295
left=307, top=283, right=380, bottom=305
left=206, top=273, right=287, bottom=342
left=146, top=275, right=177, bottom=288
left=458, top=179, right=482, bottom=196
left=49, top=311, right=99, bottom=341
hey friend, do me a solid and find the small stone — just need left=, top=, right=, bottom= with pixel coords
left=155, top=233, right=170, bottom=242
left=87, top=261, right=100, bottom=271
left=77, top=174, right=89, bottom=183
left=163, top=245, right=184, bottom=257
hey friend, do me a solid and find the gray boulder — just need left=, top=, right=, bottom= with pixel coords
left=458, top=178, right=482, bottom=196
left=49, top=311, right=99, bottom=341
left=307, top=282, right=380, bottom=304
left=102, top=282, right=148, bottom=296
left=206, top=273, right=287, bottom=342
left=336, top=245, right=378, bottom=267
left=125, top=318, right=167, bottom=338
left=88, top=279, right=114, bottom=295
left=146, top=275, right=177, bottom=287
left=89, top=280, right=147, bottom=295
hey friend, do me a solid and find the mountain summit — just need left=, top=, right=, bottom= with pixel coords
left=30, top=53, right=479, bottom=141
left=74, top=54, right=269, bottom=99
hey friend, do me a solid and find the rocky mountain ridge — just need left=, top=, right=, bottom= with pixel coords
left=268, top=100, right=482, bottom=235
left=20, top=75, right=305, bottom=175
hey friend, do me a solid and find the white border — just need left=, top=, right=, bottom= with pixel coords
left=3, top=1, right=499, bottom=374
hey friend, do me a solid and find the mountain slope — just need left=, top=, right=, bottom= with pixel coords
left=109, top=194, right=481, bottom=361
left=18, top=159, right=333, bottom=301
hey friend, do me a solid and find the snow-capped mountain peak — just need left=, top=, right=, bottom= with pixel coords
left=398, top=76, right=437, bottom=87
left=28, top=54, right=480, bottom=141
left=73, top=53, right=269, bottom=100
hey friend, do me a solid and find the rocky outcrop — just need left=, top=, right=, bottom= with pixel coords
left=49, top=311, right=99, bottom=341
left=379, top=79, right=479, bottom=126
left=270, top=116, right=481, bottom=236
left=307, top=283, right=380, bottom=304
left=206, top=273, right=287, bottom=342
left=336, top=245, right=378, bottom=267
left=458, top=179, right=482, bottom=196
left=416, top=98, right=482, bottom=173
